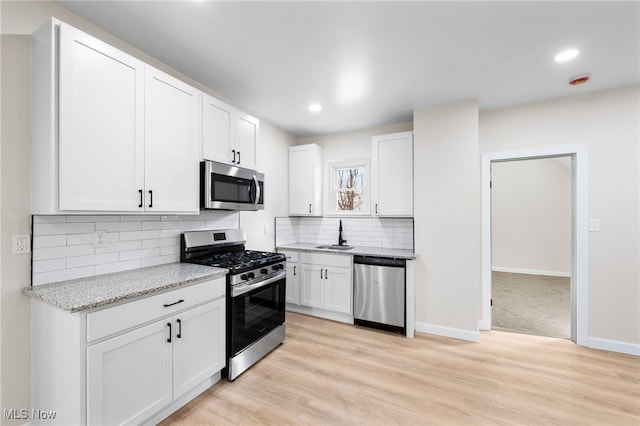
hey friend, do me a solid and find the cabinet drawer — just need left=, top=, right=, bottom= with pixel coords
left=87, top=278, right=225, bottom=342
left=300, top=252, right=351, bottom=268
left=280, top=250, right=299, bottom=262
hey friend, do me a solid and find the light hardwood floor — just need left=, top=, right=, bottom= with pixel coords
left=161, top=312, right=639, bottom=425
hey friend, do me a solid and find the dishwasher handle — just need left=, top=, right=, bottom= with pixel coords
left=353, top=255, right=406, bottom=268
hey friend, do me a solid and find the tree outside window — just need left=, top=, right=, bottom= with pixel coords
left=329, top=161, right=369, bottom=215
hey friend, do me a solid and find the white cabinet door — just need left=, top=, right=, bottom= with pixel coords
left=172, top=299, right=225, bottom=399
left=202, top=95, right=258, bottom=169
left=58, top=23, right=144, bottom=211
left=289, top=144, right=323, bottom=216
left=372, top=132, right=414, bottom=217
left=235, top=111, right=258, bottom=170
left=144, top=66, right=200, bottom=213
left=284, top=254, right=300, bottom=305
left=300, top=263, right=325, bottom=309
left=202, top=94, right=234, bottom=164
left=324, top=266, right=353, bottom=315
left=87, top=320, right=172, bottom=426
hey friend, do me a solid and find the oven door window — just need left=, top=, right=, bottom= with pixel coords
left=230, top=279, right=285, bottom=356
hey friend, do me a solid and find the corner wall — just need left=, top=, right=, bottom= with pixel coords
left=413, top=100, right=482, bottom=340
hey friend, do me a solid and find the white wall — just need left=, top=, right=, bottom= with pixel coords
left=413, top=100, right=482, bottom=340
left=240, top=120, right=297, bottom=252
left=1, top=34, right=32, bottom=425
left=491, top=157, right=572, bottom=275
left=480, top=85, right=640, bottom=346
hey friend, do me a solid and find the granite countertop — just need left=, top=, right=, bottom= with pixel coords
left=22, top=263, right=227, bottom=313
left=276, top=243, right=416, bottom=260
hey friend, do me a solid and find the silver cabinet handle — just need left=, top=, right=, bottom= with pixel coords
left=309, top=204, right=312, bottom=213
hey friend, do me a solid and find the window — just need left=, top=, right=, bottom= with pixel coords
left=328, top=160, right=370, bottom=215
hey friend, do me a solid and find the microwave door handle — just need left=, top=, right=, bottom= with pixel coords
left=252, top=175, right=260, bottom=207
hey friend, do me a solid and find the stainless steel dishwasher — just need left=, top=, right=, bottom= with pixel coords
left=353, top=255, right=405, bottom=333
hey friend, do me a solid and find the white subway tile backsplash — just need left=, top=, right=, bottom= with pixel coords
left=34, top=222, right=95, bottom=235
left=119, top=230, right=161, bottom=241
left=32, top=258, right=66, bottom=274
left=66, top=252, right=120, bottom=268
left=96, top=221, right=141, bottom=232
left=33, top=266, right=95, bottom=286
left=275, top=216, right=414, bottom=251
left=120, top=248, right=160, bottom=261
left=33, top=244, right=94, bottom=261
left=33, top=235, right=67, bottom=248
left=32, top=212, right=240, bottom=286
left=141, top=254, right=178, bottom=268
left=67, top=215, right=116, bottom=223
left=66, top=233, right=94, bottom=246
left=95, top=259, right=141, bottom=275
left=95, top=241, right=141, bottom=254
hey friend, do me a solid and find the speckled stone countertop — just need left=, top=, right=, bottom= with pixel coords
left=22, top=263, right=227, bottom=313
left=276, top=243, right=416, bottom=260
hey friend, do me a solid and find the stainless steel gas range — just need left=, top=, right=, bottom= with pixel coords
left=180, top=229, right=286, bottom=381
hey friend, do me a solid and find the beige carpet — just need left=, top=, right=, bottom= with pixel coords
left=492, top=271, right=571, bottom=338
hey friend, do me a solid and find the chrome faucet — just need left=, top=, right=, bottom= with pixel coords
left=338, top=219, right=347, bottom=246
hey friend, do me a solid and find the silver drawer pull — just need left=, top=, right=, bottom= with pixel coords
left=163, top=299, right=184, bottom=308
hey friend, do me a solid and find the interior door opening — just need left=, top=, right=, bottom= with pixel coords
left=490, top=157, right=572, bottom=339
left=480, top=144, right=589, bottom=346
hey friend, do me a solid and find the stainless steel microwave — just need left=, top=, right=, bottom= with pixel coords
left=201, top=161, right=264, bottom=211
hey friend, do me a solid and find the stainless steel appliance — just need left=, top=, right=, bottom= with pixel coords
left=180, top=229, right=285, bottom=380
left=353, top=255, right=406, bottom=333
left=201, top=160, right=264, bottom=210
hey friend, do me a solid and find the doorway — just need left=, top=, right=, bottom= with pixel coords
left=480, top=144, right=589, bottom=346
left=491, top=157, right=572, bottom=338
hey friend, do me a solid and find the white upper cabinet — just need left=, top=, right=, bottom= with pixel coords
left=144, top=67, right=200, bottom=212
left=289, top=144, right=323, bottom=216
left=371, top=131, right=414, bottom=217
left=202, top=93, right=258, bottom=170
left=32, top=19, right=200, bottom=214
left=235, top=111, right=259, bottom=169
left=57, top=22, right=145, bottom=212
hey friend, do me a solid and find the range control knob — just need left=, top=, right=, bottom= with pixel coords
left=240, top=274, right=248, bottom=280
left=260, top=268, right=268, bottom=274
left=247, top=272, right=255, bottom=279
left=273, top=264, right=283, bottom=271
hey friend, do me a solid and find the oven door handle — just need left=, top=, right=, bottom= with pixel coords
left=232, top=270, right=286, bottom=297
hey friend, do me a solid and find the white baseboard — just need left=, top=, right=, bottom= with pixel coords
left=588, top=337, right=640, bottom=356
left=492, top=266, right=571, bottom=278
left=415, top=321, right=479, bottom=343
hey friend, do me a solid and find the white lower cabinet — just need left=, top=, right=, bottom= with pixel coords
left=31, top=278, right=226, bottom=426
left=87, top=320, right=173, bottom=425
left=292, top=252, right=353, bottom=323
left=281, top=250, right=301, bottom=305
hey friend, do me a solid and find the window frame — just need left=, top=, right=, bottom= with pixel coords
left=326, top=159, right=371, bottom=216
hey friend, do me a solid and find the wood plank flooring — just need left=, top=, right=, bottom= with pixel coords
left=160, top=312, right=639, bottom=425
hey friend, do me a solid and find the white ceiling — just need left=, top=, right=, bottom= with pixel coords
left=56, top=1, right=639, bottom=137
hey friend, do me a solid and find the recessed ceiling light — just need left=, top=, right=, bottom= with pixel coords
left=555, top=49, right=579, bottom=63
left=309, top=103, right=322, bottom=112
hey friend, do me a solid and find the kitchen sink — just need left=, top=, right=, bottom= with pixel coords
left=315, top=245, right=354, bottom=251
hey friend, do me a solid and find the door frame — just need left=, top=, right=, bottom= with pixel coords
left=480, top=144, right=588, bottom=346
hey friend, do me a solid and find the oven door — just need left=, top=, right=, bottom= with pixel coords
left=229, top=272, right=285, bottom=357
left=202, top=161, right=264, bottom=210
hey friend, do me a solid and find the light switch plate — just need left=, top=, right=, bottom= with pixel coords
left=589, top=219, right=601, bottom=232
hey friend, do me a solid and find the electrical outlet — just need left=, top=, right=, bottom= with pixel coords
left=93, top=231, right=108, bottom=248
left=12, top=234, right=31, bottom=254
left=589, top=219, right=601, bottom=232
